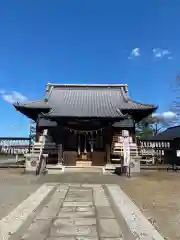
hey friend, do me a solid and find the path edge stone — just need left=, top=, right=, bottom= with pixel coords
left=106, top=184, right=165, bottom=240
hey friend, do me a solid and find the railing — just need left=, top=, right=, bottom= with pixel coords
left=137, top=140, right=172, bottom=164
left=111, top=142, right=138, bottom=157
left=139, top=140, right=171, bottom=149
left=0, top=137, right=32, bottom=163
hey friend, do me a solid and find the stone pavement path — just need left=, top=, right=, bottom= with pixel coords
left=18, top=184, right=124, bottom=240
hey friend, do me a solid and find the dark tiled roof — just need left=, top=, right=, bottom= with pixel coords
left=46, top=87, right=125, bottom=117
left=14, top=84, right=157, bottom=119
left=14, top=100, right=50, bottom=109
left=43, top=85, right=156, bottom=118
left=113, top=119, right=134, bottom=128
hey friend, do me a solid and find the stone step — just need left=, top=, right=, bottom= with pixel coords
left=76, top=161, right=92, bottom=167
left=46, top=164, right=65, bottom=173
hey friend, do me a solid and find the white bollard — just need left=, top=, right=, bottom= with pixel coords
left=16, top=154, right=18, bottom=164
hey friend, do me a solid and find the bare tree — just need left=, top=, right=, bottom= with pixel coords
left=136, top=113, right=176, bottom=138
left=169, top=74, right=180, bottom=125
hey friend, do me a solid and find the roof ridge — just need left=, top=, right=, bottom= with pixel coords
left=129, top=99, right=157, bottom=107
left=46, top=83, right=128, bottom=88
left=166, top=125, right=180, bottom=129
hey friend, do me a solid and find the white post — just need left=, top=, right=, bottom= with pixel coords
left=122, top=130, right=130, bottom=174
left=16, top=154, right=18, bottom=164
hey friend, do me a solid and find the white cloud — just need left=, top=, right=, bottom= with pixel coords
left=152, top=111, right=177, bottom=120
left=152, top=48, right=172, bottom=59
left=0, top=90, right=27, bottom=104
left=128, top=48, right=140, bottom=59
left=168, top=56, right=173, bottom=60
left=132, top=48, right=140, bottom=57
left=162, top=111, right=177, bottom=119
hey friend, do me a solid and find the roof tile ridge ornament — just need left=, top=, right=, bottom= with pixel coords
left=120, top=86, right=129, bottom=103
left=14, top=101, right=20, bottom=109
left=41, top=107, right=56, bottom=117
left=44, top=83, right=54, bottom=102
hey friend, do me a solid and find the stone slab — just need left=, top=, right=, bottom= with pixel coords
left=100, top=238, right=123, bottom=240
left=58, top=207, right=95, bottom=218
left=36, top=198, right=63, bottom=220
left=93, top=187, right=110, bottom=207
left=96, top=206, right=115, bottom=218
left=98, top=219, right=123, bottom=238
left=36, top=185, right=68, bottom=220
left=74, top=218, right=96, bottom=225
left=76, top=238, right=98, bottom=240
left=106, top=184, right=164, bottom=240
left=82, top=184, right=102, bottom=188
left=65, top=189, right=93, bottom=202
left=47, top=237, right=75, bottom=240
left=53, top=218, right=96, bottom=226
left=76, top=207, right=95, bottom=212
left=51, top=224, right=97, bottom=237
left=21, top=219, right=52, bottom=240
left=60, top=206, right=76, bottom=212
left=55, top=185, right=69, bottom=198
left=47, top=237, right=99, bottom=240
left=63, top=202, right=93, bottom=207
left=0, top=184, right=54, bottom=240
left=93, top=196, right=110, bottom=206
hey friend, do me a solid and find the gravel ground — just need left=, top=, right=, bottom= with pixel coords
left=120, top=170, right=180, bottom=240
left=0, top=168, right=179, bottom=239
left=0, top=169, right=41, bottom=219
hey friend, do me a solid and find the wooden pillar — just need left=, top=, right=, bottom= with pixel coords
left=58, top=144, right=63, bottom=164
left=106, top=144, right=111, bottom=164
left=35, top=118, right=41, bottom=142
left=132, top=120, right=136, bottom=143
left=105, top=126, right=112, bottom=165
left=57, top=125, right=64, bottom=164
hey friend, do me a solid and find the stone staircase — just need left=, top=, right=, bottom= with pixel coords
left=25, top=130, right=60, bottom=173
left=111, top=132, right=138, bottom=158
left=76, top=153, right=92, bottom=167
left=32, top=135, right=57, bottom=156
left=76, top=161, right=92, bottom=167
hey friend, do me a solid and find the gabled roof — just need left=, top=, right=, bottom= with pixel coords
left=14, top=83, right=157, bottom=120
left=43, top=84, right=156, bottom=118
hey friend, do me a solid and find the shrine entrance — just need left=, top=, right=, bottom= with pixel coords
left=62, top=123, right=107, bottom=166
left=76, top=134, right=93, bottom=166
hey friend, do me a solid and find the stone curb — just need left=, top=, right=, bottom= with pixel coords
left=106, top=184, right=165, bottom=240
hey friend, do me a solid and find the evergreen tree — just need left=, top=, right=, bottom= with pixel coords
left=136, top=118, right=154, bottom=138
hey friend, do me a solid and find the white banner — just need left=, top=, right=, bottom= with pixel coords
left=123, top=137, right=130, bottom=166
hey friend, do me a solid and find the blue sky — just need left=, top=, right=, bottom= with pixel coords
left=0, top=0, right=179, bottom=136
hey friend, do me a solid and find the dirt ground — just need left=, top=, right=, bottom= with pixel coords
left=120, top=170, right=180, bottom=240
left=0, top=169, right=41, bottom=219
left=0, top=168, right=180, bottom=239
